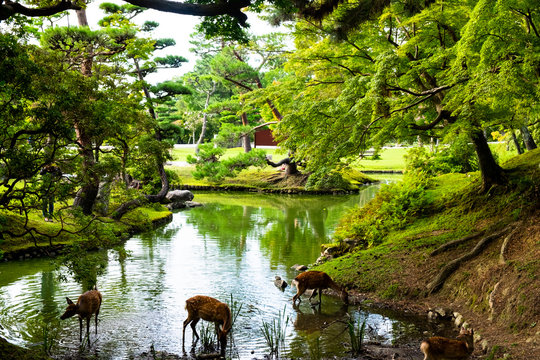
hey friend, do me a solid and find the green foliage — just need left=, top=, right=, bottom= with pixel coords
left=213, top=124, right=252, bottom=148
left=334, top=171, right=432, bottom=247
left=305, top=169, right=349, bottom=190
left=347, top=318, right=366, bottom=355
left=188, top=143, right=267, bottom=182
left=405, top=137, right=478, bottom=175
left=260, top=306, right=289, bottom=356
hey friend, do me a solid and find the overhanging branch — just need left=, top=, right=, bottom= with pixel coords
left=0, top=0, right=81, bottom=22
left=123, top=0, right=251, bottom=26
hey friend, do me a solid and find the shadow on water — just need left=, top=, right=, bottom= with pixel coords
left=0, top=181, right=453, bottom=359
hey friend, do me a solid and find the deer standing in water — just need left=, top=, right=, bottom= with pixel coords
left=420, top=327, right=474, bottom=360
left=60, top=288, right=102, bottom=341
left=292, top=270, right=348, bottom=306
left=182, top=295, right=232, bottom=356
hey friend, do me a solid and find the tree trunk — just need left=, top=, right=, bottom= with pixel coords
left=72, top=125, right=100, bottom=215
left=521, top=126, right=538, bottom=150
left=72, top=7, right=100, bottom=215
left=470, top=129, right=506, bottom=191
left=511, top=131, right=523, bottom=154
left=133, top=58, right=169, bottom=203
left=241, top=112, right=251, bottom=153
left=195, top=81, right=216, bottom=154
left=266, top=157, right=299, bottom=176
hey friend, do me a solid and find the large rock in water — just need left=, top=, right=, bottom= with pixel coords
left=165, top=190, right=194, bottom=203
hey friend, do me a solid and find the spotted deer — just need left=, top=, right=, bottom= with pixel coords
left=420, top=327, right=474, bottom=360
left=60, top=289, right=102, bottom=341
left=182, top=295, right=232, bottom=355
left=292, top=270, right=348, bottom=306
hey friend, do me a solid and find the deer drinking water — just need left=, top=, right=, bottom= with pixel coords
left=292, top=270, right=348, bottom=306
left=60, top=289, right=102, bottom=341
left=420, top=327, right=474, bottom=360
left=182, top=295, right=232, bottom=355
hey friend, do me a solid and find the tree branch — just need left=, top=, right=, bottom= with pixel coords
left=0, top=0, right=80, bottom=21
left=123, top=0, right=251, bottom=26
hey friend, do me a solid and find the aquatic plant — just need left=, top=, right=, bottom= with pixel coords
left=261, top=306, right=289, bottom=357
left=199, top=322, right=217, bottom=352
left=347, top=317, right=366, bottom=355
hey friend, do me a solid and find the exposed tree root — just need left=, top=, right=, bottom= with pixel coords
left=426, top=224, right=514, bottom=295
left=429, top=231, right=485, bottom=256
left=499, top=224, right=521, bottom=265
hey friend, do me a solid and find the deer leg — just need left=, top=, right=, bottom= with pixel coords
left=79, top=317, right=83, bottom=342
left=182, top=316, right=193, bottom=351
left=293, top=285, right=306, bottom=305
left=95, top=311, right=99, bottom=335
left=308, top=289, right=317, bottom=302
left=191, top=318, right=200, bottom=342
left=86, top=317, right=91, bottom=341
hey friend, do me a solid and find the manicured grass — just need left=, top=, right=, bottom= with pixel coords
left=352, top=147, right=409, bottom=171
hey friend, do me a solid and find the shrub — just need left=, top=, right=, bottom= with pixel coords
left=405, top=136, right=477, bottom=175
left=334, top=171, right=432, bottom=247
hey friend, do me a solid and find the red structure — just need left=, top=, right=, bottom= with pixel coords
left=254, top=129, right=278, bottom=147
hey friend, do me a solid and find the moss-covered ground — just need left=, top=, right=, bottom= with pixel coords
left=315, top=148, right=540, bottom=360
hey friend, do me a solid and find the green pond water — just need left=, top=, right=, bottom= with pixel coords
left=0, top=183, right=449, bottom=359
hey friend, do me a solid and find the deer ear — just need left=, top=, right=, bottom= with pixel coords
left=66, top=297, right=74, bottom=305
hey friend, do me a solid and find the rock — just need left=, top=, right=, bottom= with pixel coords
left=315, top=255, right=331, bottom=265
left=166, top=202, right=187, bottom=211
left=480, top=339, right=490, bottom=352
left=454, top=314, right=464, bottom=327
left=94, top=180, right=112, bottom=216
left=291, top=264, right=308, bottom=271
left=274, top=276, right=288, bottom=290
left=165, top=190, right=194, bottom=203
left=185, top=201, right=202, bottom=208
left=434, top=307, right=450, bottom=318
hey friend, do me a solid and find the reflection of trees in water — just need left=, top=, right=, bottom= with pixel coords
left=184, top=203, right=256, bottom=256
left=184, top=191, right=380, bottom=267
left=40, top=271, right=58, bottom=320
left=287, top=303, right=350, bottom=357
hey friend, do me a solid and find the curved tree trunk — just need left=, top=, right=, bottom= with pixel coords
left=266, top=157, right=299, bottom=176
left=195, top=81, right=216, bottom=154
left=511, top=131, right=523, bottom=155
left=521, top=125, right=538, bottom=151
left=133, top=58, right=169, bottom=203
left=470, top=129, right=506, bottom=191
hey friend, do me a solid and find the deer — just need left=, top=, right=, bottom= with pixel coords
left=182, top=295, right=232, bottom=356
left=292, top=270, right=348, bottom=306
left=420, top=327, right=474, bottom=360
left=60, top=288, right=102, bottom=342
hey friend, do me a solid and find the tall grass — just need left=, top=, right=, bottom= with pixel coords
left=260, top=306, right=289, bottom=357
left=347, top=317, right=366, bottom=355
left=199, top=323, right=217, bottom=352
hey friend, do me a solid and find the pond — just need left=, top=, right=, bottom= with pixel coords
left=0, top=182, right=450, bottom=359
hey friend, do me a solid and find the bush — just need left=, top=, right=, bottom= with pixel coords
left=334, top=171, right=432, bottom=247
left=188, top=143, right=267, bottom=182
left=405, top=136, right=477, bottom=175
left=305, top=169, right=349, bottom=190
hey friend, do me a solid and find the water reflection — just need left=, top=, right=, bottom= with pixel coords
left=0, top=183, right=448, bottom=359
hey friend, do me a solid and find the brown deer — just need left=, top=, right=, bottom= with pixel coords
left=420, top=327, right=474, bottom=360
left=60, top=289, right=102, bottom=341
left=182, top=295, right=232, bottom=355
left=292, top=270, right=348, bottom=306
